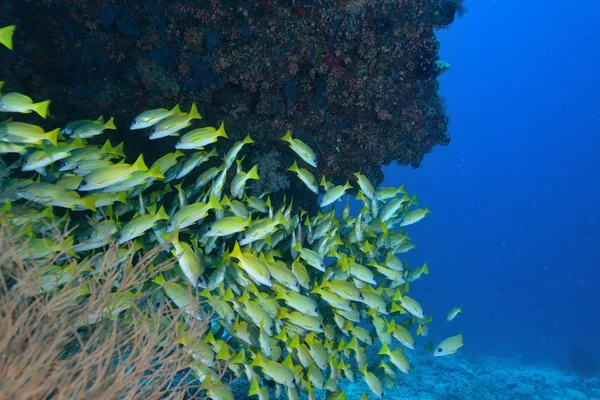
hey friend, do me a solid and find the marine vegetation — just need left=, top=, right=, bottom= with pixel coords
left=0, top=25, right=462, bottom=399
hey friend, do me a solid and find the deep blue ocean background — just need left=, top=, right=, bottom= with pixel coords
left=377, top=0, right=599, bottom=366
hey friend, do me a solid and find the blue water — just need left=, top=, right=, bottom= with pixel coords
left=380, top=0, right=599, bottom=365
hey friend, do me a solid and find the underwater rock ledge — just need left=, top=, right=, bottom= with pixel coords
left=0, top=0, right=464, bottom=207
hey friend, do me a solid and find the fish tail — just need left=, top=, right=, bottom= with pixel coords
left=81, top=195, right=98, bottom=212
left=230, top=241, right=243, bottom=259
left=32, top=99, right=51, bottom=119
left=71, top=137, right=86, bottom=148
left=250, top=351, right=264, bottom=367
left=170, top=103, right=181, bottom=114
left=378, top=342, right=391, bottom=355
left=115, top=192, right=127, bottom=204
left=248, top=378, right=261, bottom=396
left=104, top=117, right=117, bottom=130
left=113, top=142, right=126, bottom=158
left=155, top=205, right=169, bottom=221
left=242, top=134, right=254, bottom=144
left=288, top=161, right=299, bottom=172
left=0, top=25, right=16, bottom=50
left=188, top=103, right=202, bottom=120
left=131, top=154, right=148, bottom=172
left=45, top=128, right=59, bottom=146
left=246, top=165, right=259, bottom=180
left=281, top=129, right=293, bottom=143
left=148, top=163, right=165, bottom=180
left=152, top=273, right=166, bottom=285
left=208, top=193, right=223, bottom=211
left=216, top=122, right=228, bottom=138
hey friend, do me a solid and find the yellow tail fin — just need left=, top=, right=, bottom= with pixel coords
left=32, top=99, right=51, bottom=119
left=0, top=25, right=16, bottom=50
left=81, top=195, right=98, bottom=212
left=188, top=103, right=202, bottom=120
left=131, top=154, right=148, bottom=172
left=44, top=128, right=59, bottom=146
left=216, top=122, right=228, bottom=138
left=281, top=129, right=293, bottom=143
left=104, top=117, right=117, bottom=130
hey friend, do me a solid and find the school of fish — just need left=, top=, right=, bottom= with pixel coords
left=0, top=26, right=463, bottom=400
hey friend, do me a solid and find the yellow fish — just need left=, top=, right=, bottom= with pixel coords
left=0, top=92, right=51, bottom=118
left=446, top=306, right=463, bottom=321
left=434, top=333, right=463, bottom=356
left=281, top=130, right=317, bottom=167
left=78, top=154, right=148, bottom=191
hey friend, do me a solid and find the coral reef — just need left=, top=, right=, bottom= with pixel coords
left=0, top=0, right=459, bottom=205
left=0, top=78, right=443, bottom=399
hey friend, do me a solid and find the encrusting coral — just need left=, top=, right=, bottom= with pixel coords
left=0, top=1, right=464, bottom=201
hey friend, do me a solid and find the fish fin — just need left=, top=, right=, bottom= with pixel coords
left=281, top=129, right=293, bottom=143
left=230, top=241, right=243, bottom=259
left=188, top=103, right=202, bottom=120
left=113, top=142, right=126, bottom=158
left=208, top=193, right=223, bottom=211
left=148, top=163, right=165, bottom=179
left=145, top=204, right=157, bottom=216
left=248, top=378, right=261, bottom=396
left=216, top=122, right=228, bottom=138
left=131, top=154, right=148, bottom=172
left=0, top=25, right=16, bottom=50
left=81, top=195, right=98, bottom=212
left=170, top=103, right=181, bottom=114
left=45, top=128, right=59, bottom=146
left=32, top=99, right=51, bottom=119
left=155, top=205, right=169, bottom=220
left=115, top=192, right=127, bottom=204
left=288, top=160, right=299, bottom=172
left=379, top=342, right=391, bottom=355
left=152, top=273, right=166, bottom=285
left=246, top=165, right=259, bottom=180
left=104, top=117, right=117, bottom=130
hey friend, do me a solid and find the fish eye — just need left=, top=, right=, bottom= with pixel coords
left=81, top=180, right=87, bottom=185
left=437, top=348, right=442, bottom=353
